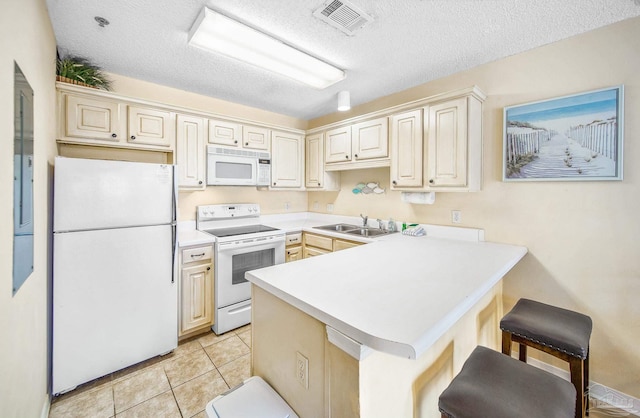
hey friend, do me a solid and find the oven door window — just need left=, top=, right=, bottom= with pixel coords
left=231, top=248, right=275, bottom=285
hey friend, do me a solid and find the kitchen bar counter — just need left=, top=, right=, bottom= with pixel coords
left=247, top=230, right=527, bottom=359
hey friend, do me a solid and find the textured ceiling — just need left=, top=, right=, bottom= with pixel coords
left=46, top=0, right=640, bottom=120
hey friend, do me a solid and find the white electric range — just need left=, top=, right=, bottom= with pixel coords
left=196, top=204, right=285, bottom=334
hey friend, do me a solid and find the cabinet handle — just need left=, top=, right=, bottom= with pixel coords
left=345, top=155, right=349, bottom=159
left=318, top=183, right=321, bottom=187
left=234, top=140, right=238, bottom=144
left=207, top=266, right=211, bottom=271
left=190, top=253, right=205, bottom=258
left=245, top=142, right=249, bottom=146
left=130, top=135, right=136, bottom=140
left=198, top=181, right=203, bottom=185
left=355, top=154, right=358, bottom=158
left=287, top=251, right=291, bottom=255
left=273, top=182, right=277, bottom=186
left=429, top=179, right=434, bottom=184
left=111, top=133, right=117, bottom=138
left=392, top=180, right=397, bottom=185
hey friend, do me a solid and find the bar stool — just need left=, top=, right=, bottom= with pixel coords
left=439, top=345, right=576, bottom=418
left=500, top=298, right=592, bottom=418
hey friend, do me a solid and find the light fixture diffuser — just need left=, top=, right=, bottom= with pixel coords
left=188, top=8, right=346, bottom=89
left=337, top=90, right=350, bottom=111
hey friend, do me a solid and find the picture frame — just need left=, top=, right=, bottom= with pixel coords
left=503, top=86, right=624, bottom=181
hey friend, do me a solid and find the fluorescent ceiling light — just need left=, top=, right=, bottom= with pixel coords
left=188, top=8, right=346, bottom=89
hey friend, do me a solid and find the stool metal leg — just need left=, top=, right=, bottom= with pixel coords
left=585, top=348, right=590, bottom=416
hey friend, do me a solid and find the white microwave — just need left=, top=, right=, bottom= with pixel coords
left=207, top=146, right=271, bottom=186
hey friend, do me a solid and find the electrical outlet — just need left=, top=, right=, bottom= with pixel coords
left=296, top=351, right=309, bottom=389
left=327, top=203, right=334, bottom=213
left=313, top=201, right=319, bottom=210
left=452, top=210, right=462, bottom=224
left=284, top=202, right=291, bottom=211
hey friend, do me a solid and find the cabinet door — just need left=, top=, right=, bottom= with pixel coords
left=390, top=109, right=423, bottom=188
left=333, top=239, right=362, bottom=252
left=305, top=133, right=323, bottom=188
left=426, top=98, right=468, bottom=188
left=303, top=246, right=331, bottom=258
left=180, top=262, right=213, bottom=335
left=303, top=233, right=333, bottom=251
left=65, top=94, right=122, bottom=141
left=325, top=126, right=352, bottom=163
left=271, top=131, right=303, bottom=188
left=176, top=114, right=205, bottom=190
left=286, top=245, right=302, bottom=262
left=128, top=106, right=173, bottom=147
left=208, top=119, right=241, bottom=146
left=352, top=117, right=389, bottom=161
left=243, top=125, right=270, bottom=150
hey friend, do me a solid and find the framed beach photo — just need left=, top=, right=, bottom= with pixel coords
left=503, top=86, right=624, bottom=181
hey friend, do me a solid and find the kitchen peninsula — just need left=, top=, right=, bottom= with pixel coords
left=247, top=226, right=527, bottom=417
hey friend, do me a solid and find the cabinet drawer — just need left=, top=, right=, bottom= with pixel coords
left=286, top=233, right=302, bottom=246
left=304, top=233, right=333, bottom=251
left=304, top=246, right=331, bottom=258
left=182, top=246, right=213, bottom=264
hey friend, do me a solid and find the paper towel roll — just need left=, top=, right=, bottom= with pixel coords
left=401, top=192, right=436, bottom=204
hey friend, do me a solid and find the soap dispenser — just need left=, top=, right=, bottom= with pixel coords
left=388, top=217, right=397, bottom=232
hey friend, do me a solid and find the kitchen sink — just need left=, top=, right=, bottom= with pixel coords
left=313, top=223, right=360, bottom=232
left=344, top=228, right=390, bottom=237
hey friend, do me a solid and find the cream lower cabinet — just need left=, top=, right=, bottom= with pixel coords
left=271, top=130, right=304, bottom=189
left=179, top=245, right=214, bottom=337
left=424, top=93, right=483, bottom=192
left=305, top=133, right=340, bottom=190
left=303, top=232, right=363, bottom=258
left=176, top=114, right=205, bottom=190
left=285, top=233, right=303, bottom=263
left=390, top=109, right=423, bottom=189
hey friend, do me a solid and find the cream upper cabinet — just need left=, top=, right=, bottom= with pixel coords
left=425, top=94, right=482, bottom=192
left=208, top=119, right=242, bottom=147
left=58, top=87, right=176, bottom=153
left=390, top=109, right=423, bottom=189
left=305, top=133, right=340, bottom=190
left=352, top=117, right=389, bottom=161
left=271, top=130, right=304, bottom=189
left=324, top=117, right=390, bottom=171
left=64, top=93, right=123, bottom=142
left=179, top=245, right=214, bottom=337
left=128, top=106, right=173, bottom=147
left=176, top=114, right=205, bottom=190
left=243, top=125, right=271, bottom=150
left=324, top=126, right=352, bottom=163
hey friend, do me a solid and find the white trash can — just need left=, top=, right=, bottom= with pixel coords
left=206, top=376, right=299, bottom=418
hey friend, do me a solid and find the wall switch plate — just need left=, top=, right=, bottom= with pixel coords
left=327, top=203, right=334, bottom=213
left=284, top=202, right=291, bottom=211
left=296, top=351, right=309, bottom=389
left=313, top=201, right=319, bottom=210
left=452, top=210, right=462, bottom=224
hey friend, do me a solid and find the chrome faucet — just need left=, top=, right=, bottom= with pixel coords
left=376, top=218, right=386, bottom=231
left=360, top=213, right=368, bottom=227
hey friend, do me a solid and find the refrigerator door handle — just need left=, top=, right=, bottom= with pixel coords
left=171, top=165, right=178, bottom=284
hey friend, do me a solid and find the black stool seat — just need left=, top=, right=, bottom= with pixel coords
left=500, top=299, right=592, bottom=359
left=439, top=346, right=576, bottom=418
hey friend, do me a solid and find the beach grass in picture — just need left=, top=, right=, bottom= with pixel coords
left=503, top=86, right=623, bottom=181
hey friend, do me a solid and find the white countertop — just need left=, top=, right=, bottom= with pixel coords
left=244, top=214, right=527, bottom=359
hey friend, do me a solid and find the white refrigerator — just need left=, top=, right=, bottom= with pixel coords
left=52, top=157, right=178, bottom=395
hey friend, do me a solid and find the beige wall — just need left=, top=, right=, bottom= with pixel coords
left=309, top=17, right=640, bottom=397
left=0, top=0, right=57, bottom=416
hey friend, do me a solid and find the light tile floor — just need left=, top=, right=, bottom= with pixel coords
left=49, top=325, right=252, bottom=418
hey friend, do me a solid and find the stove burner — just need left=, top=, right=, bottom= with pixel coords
left=204, top=224, right=279, bottom=238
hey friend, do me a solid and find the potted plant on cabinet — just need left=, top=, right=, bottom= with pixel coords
left=56, top=54, right=111, bottom=90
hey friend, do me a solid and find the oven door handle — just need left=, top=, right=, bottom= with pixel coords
left=217, top=237, right=285, bottom=252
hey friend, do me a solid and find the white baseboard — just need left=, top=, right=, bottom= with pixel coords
left=41, top=395, right=51, bottom=418
left=525, top=356, right=640, bottom=416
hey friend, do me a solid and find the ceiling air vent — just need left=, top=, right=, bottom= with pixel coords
left=313, top=0, right=373, bottom=36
